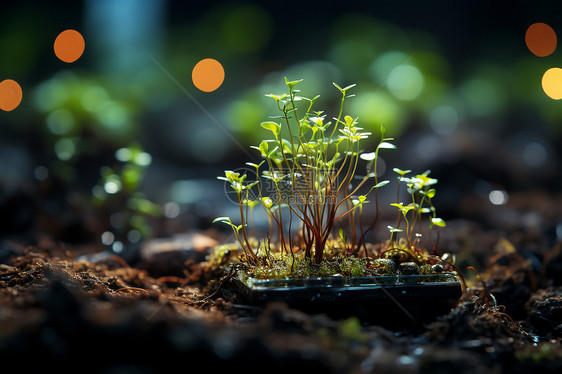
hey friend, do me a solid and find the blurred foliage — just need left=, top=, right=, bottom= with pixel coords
left=210, top=10, right=562, bottom=152
left=1, top=1, right=561, bottom=241
left=32, top=71, right=142, bottom=181
left=93, top=143, right=161, bottom=242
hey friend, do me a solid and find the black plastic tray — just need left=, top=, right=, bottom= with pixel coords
left=232, top=273, right=462, bottom=326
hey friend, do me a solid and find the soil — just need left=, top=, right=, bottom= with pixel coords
left=1, top=191, right=561, bottom=373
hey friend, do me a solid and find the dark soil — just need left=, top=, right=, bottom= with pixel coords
left=1, top=189, right=561, bottom=373
left=1, top=226, right=561, bottom=373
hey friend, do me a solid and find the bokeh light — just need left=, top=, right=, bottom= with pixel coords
left=459, top=78, right=504, bottom=118
left=522, top=141, right=548, bottom=167
left=34, top=166, right=49, bottom=181
left=101, top=231, right=115, bottom=245
left=164, top=202, right=180, bottom=219
left=54, top=29, right=85, bottom=63
left=0, top=79, right=23, bottom=111
left=541, top=67, right=562, bottom=100
left=349, top=90, right=405, bottom=135
left=370, top=51, right=410, bottom=84
left=192, top=58, right=225, bottom=92
left=387, top=64, right=424, bottom=100
left=430, top=105, right=459, bottom=135
left=127, top=229, right=142, bottom=243
left=489, top=190, right=508, bottom=206
left=525, top=23, right=557, bottom=57
left=46, top=109, right=74, bottom=135
left=54, top=138, right=76, bottom=161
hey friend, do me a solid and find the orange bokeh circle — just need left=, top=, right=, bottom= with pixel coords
left=525, top=23, right=557, bottom=57
left=54, top=29, right=85, bottom=63
left=192, top=58, right=225, bottom=92
left=0, top=79, right=23, bottom=111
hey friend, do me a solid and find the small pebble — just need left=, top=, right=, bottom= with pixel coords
left=431, top=264, right=444, bottom=273
left=399, top=262, right=420, bottom=275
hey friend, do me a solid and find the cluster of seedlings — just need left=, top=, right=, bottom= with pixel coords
left=214, top=78, right=455, bottom=281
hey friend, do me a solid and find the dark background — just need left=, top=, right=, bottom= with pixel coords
left=1, top=0, right=561, bottom=252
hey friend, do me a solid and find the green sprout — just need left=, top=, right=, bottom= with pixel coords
left=215, top=78, right=450, bottom=278
left=217, top=78, right=394, bottom=265
left=388, top=169, right=446, bottom=252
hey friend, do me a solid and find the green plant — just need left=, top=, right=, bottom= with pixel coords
left=215, top=78, right=448, bottom=278
left=92, top=143, right=161, bottom=243
left=388, top=169, right=446, bottom=251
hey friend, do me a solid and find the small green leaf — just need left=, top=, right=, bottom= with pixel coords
left=344, top=115, right=356, bottom=127
left=265, top=93, right=288, bottom=102
left=426, top=189, right=436, bottom=198
left=333, top=82, right=356, bottom=93
left=213, top=216, right=232, bottom=224
left=377, top=142, right=396, bottom=150
left=258, top=141, right=269, bottom=156
left=246, top=161, right=265, bottom=170
left=284, top=77, right=303, bottom=89
left=244, top=180, right=259, bottom=190
left=224, top=170, right=241, bottom=181
left=338, top=228, right=346, bottom=243
left=387, top=225, right=403, bottom=233
left=431, top=217, right=446, bottom=227
left=359, top=152, right=376, bottom=161
left=261, top=197, right=273, bottom=209
left=392, top=168, right=411, bottom=176
left=374, top=180, right=390, bottom=188
left=402, top=205, right=415, bottom=213
left=281, top=138, right=293, bottom=153
left=260, top=121, right=281, bottom=137
left=243, top=199, right=259, bottom=208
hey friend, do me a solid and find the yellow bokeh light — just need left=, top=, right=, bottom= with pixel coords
left=542, top=67, right=562, bottom=100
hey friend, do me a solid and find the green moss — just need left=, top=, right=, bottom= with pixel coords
left=209, top=240, right=458, bottom=282
left=420, top=264, right=433, bottom=274
left=245, top=252, right=370, bottom=280
left=373, top=258, right=396, bottom=275
left=338, top=317, right=365, bottom=342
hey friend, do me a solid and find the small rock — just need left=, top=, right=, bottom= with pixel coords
left=374, top=258, right=396, bottom=275
left=138, top=232, right=217, bottom=277
left=432, top=264, right=444, bottom=273
left=399, top=262, right=420, bottom=275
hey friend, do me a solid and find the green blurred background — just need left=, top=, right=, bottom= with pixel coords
left=0, top=0, right=561, bottom=253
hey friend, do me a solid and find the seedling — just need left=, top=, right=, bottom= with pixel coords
left=215, top=78, right=451, bottom=280
left=387, top=169, right=447, bottom=255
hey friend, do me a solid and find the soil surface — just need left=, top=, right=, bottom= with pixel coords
left=1, top=194, right=562, bottom=373
left=0, top=240, right=560, bottom=373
